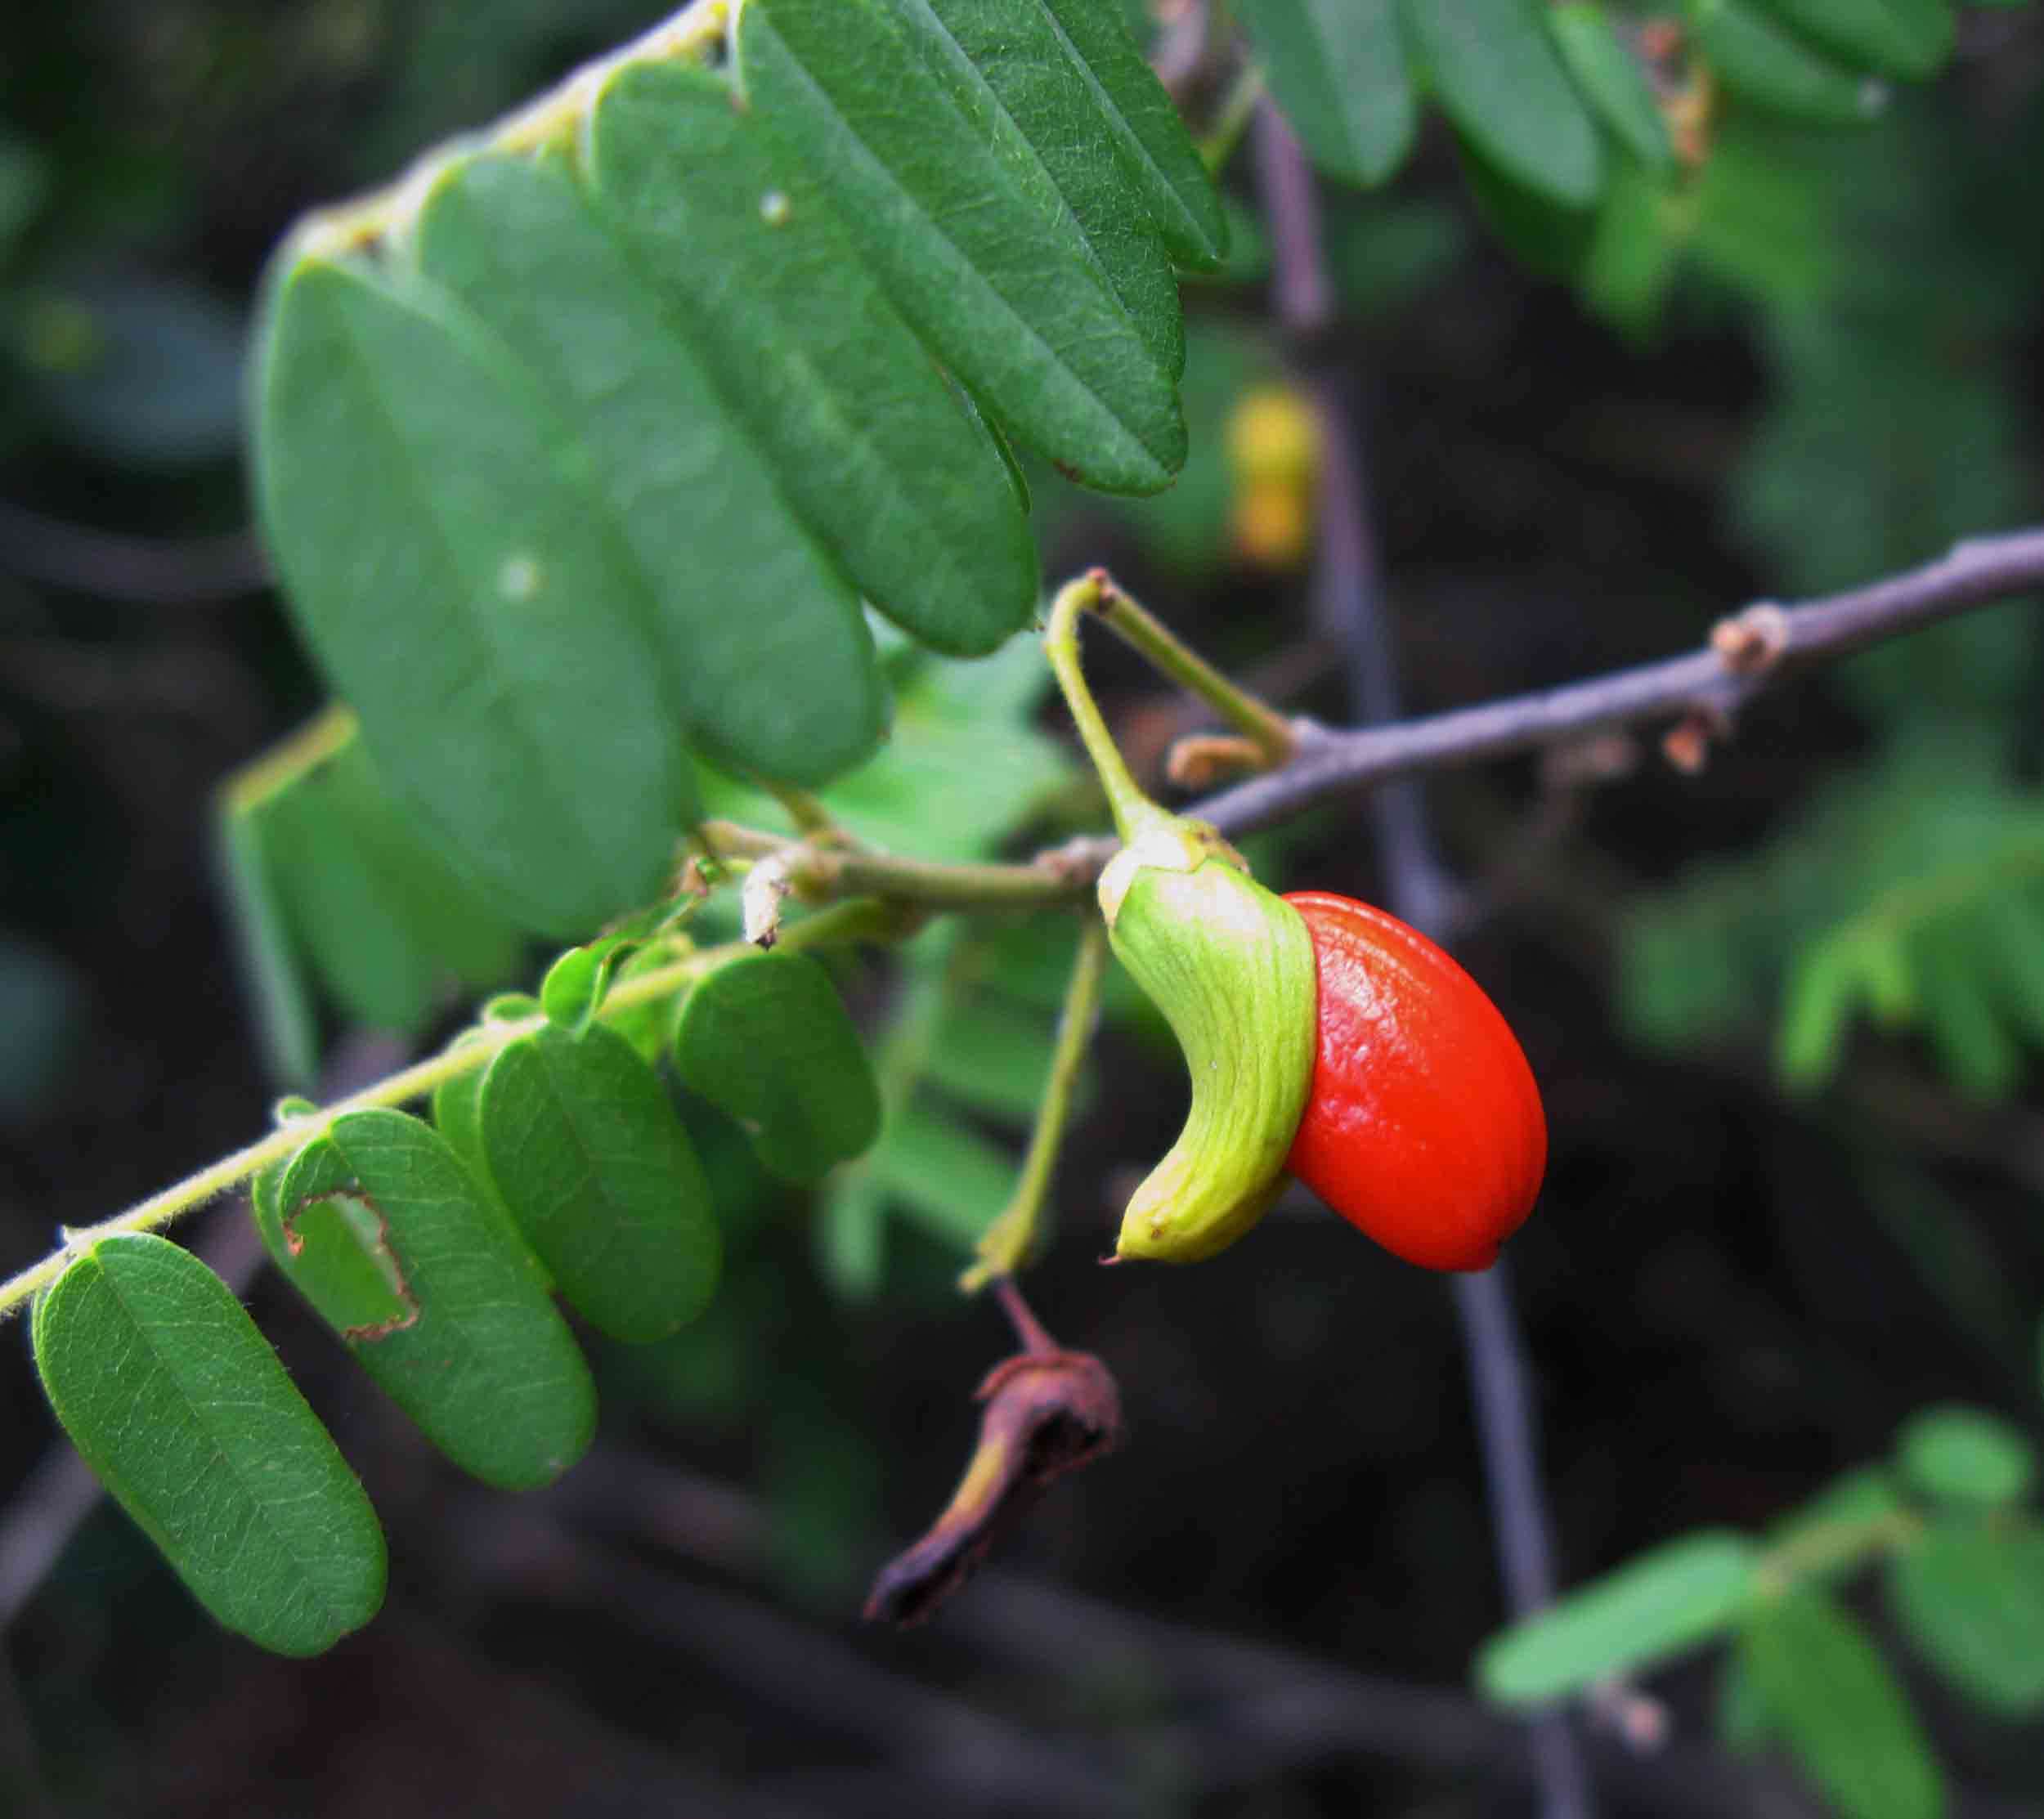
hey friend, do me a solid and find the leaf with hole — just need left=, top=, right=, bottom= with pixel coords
left=33, top=1234, right=386, bottom=1655
left=1399, top=0, right=1603, bottom=207
left=275, top=1109, right=595, bottom=1489
left=480, top=1022, right=720, bottom=1342
left=1739, top=1589, right=1944, bottom=1819
left=1888, top=1519, right=2044, bottom=1714
left=737, top=0, right=1186, bottom=494
left=1237, top=0, right=1415, bottom=187
left=1477, top=1530, right=1759, bottom=1704
left=251, top=253, right=696, bottom=935
left=585, top=61, right=1038, bottom=657
left=674, top=952, right=882, bottom=1185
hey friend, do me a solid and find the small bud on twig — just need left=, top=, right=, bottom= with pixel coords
left=1709, top=603, right=1790, bottom=675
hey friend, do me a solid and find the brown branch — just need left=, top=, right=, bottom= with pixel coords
left=1190, top=527, right=2044, bottom=841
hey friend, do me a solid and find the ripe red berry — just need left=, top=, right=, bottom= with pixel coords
left=1281, top=892, right=1546, bottom=1271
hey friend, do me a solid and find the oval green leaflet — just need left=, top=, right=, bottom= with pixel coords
left=251, top=252, right=697, bottom=936
left=1477, top=1530, right=1759, bottom=1705
left=674, top=950, right=883, bottom=1186
left=406, top=147, right=889, bottom=784
left=1887, top=1518, right=2044, bottom=1714
left=736, top=0, right=1187, bottom=495
left=271, top=1109, right=596, bottom=1490
left=585, top=60, right=1042, bottom=658
left=33, top=1233, right=386, bottom=1655
left=480, top=1021, right=721, bottom=1343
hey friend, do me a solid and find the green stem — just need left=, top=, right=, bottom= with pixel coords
left=962, top=916, right=1109, bottom=1290
left=1199, top=60, right=1266, bottom=176
left=1043, top=573, right=1164, bottom=842
left=0, top=898, right=903, bottom=1324
left=1092, top=575, right=1297, bottom=767
left=1754, top=1507, right=1924, bottom=1597
left=700, top=819, right=1089, bottom=910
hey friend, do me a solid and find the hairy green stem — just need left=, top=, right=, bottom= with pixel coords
left=1754, top=1506, right=1924, bottom=1597
left=700, top=819, right=1090, bottom=910
left=0, top=899, right=895, bottom=1323
left=962, top=916, right=1110, bottom=1289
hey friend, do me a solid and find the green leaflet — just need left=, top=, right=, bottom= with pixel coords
left=1896, top=1405, right=2037, bottom=1508
left=673, top=952, right=882, bottom=1185
left=1031, top=0, right=1228, bottom=267
left=215, top=795, right=321, bottom=1091
left=1689, top=0, right=1887, bottom=125
left=410, top=150, right=885, bottom=777
left=1739, top=1590, right=1945, bottom=1819
left=1752, top=0, right=1953, bottom=78
left=737, top=0, right=1186, bottom=495
left=480, top=1022, right=721, bottom=1342
left=1236, top=0, right=1416, bottom=188
left=1398, top=0, right=1603, bottom=207
left=1548, top=4, right=1674, bottom=169
left=867, top=1100, right=1015, bottom=1249
left=1477, top=1530, right=1759, bottom=1705
left=252, top=254, right=695, bottom=936
left=253, top=727, right=528, bottom=1035
left=33, top=1234, right=385, bottom=1656
left=585, top=63, right=1038, bottom=657
left=1888, top=1520, right=2044, bottom=1714
left=896, top=0, right=1186, bottom=376
left=275, top=1109, right=596, bottom=1490
left=927, top=992, right=1088, bottom=1126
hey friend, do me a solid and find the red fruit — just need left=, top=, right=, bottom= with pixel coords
left=1281, top=892, right=1546, bottom=1272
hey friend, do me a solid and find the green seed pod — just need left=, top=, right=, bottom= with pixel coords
left=1099, top=809, right=1317, bottom=1262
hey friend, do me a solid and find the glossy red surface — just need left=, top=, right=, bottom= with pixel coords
left=1282, top=892, right=1546, bottom=1271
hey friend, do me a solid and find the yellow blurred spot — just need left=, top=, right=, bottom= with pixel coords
left=1230, top=483, right=1311, bottom=571
left=1226, top=384, right=1320, bottom=491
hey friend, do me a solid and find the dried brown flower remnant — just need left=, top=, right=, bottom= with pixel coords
left=863, top=1342, right=1122, bottom=1627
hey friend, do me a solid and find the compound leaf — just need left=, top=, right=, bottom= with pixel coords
left=586, top=61, right=1038, bottom=657
left=737, top=0, right=1186, bottom=494
left=253, top=253, right=695, bottom=935
left=33, top=1233, right=385, bottom=1655
left=480, top=1022, right=720, bottom=1342
left=411, top=148, right=885, bottom=779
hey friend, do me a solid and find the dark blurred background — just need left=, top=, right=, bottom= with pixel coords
left=2, top=2, right=2042, bottom=1814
